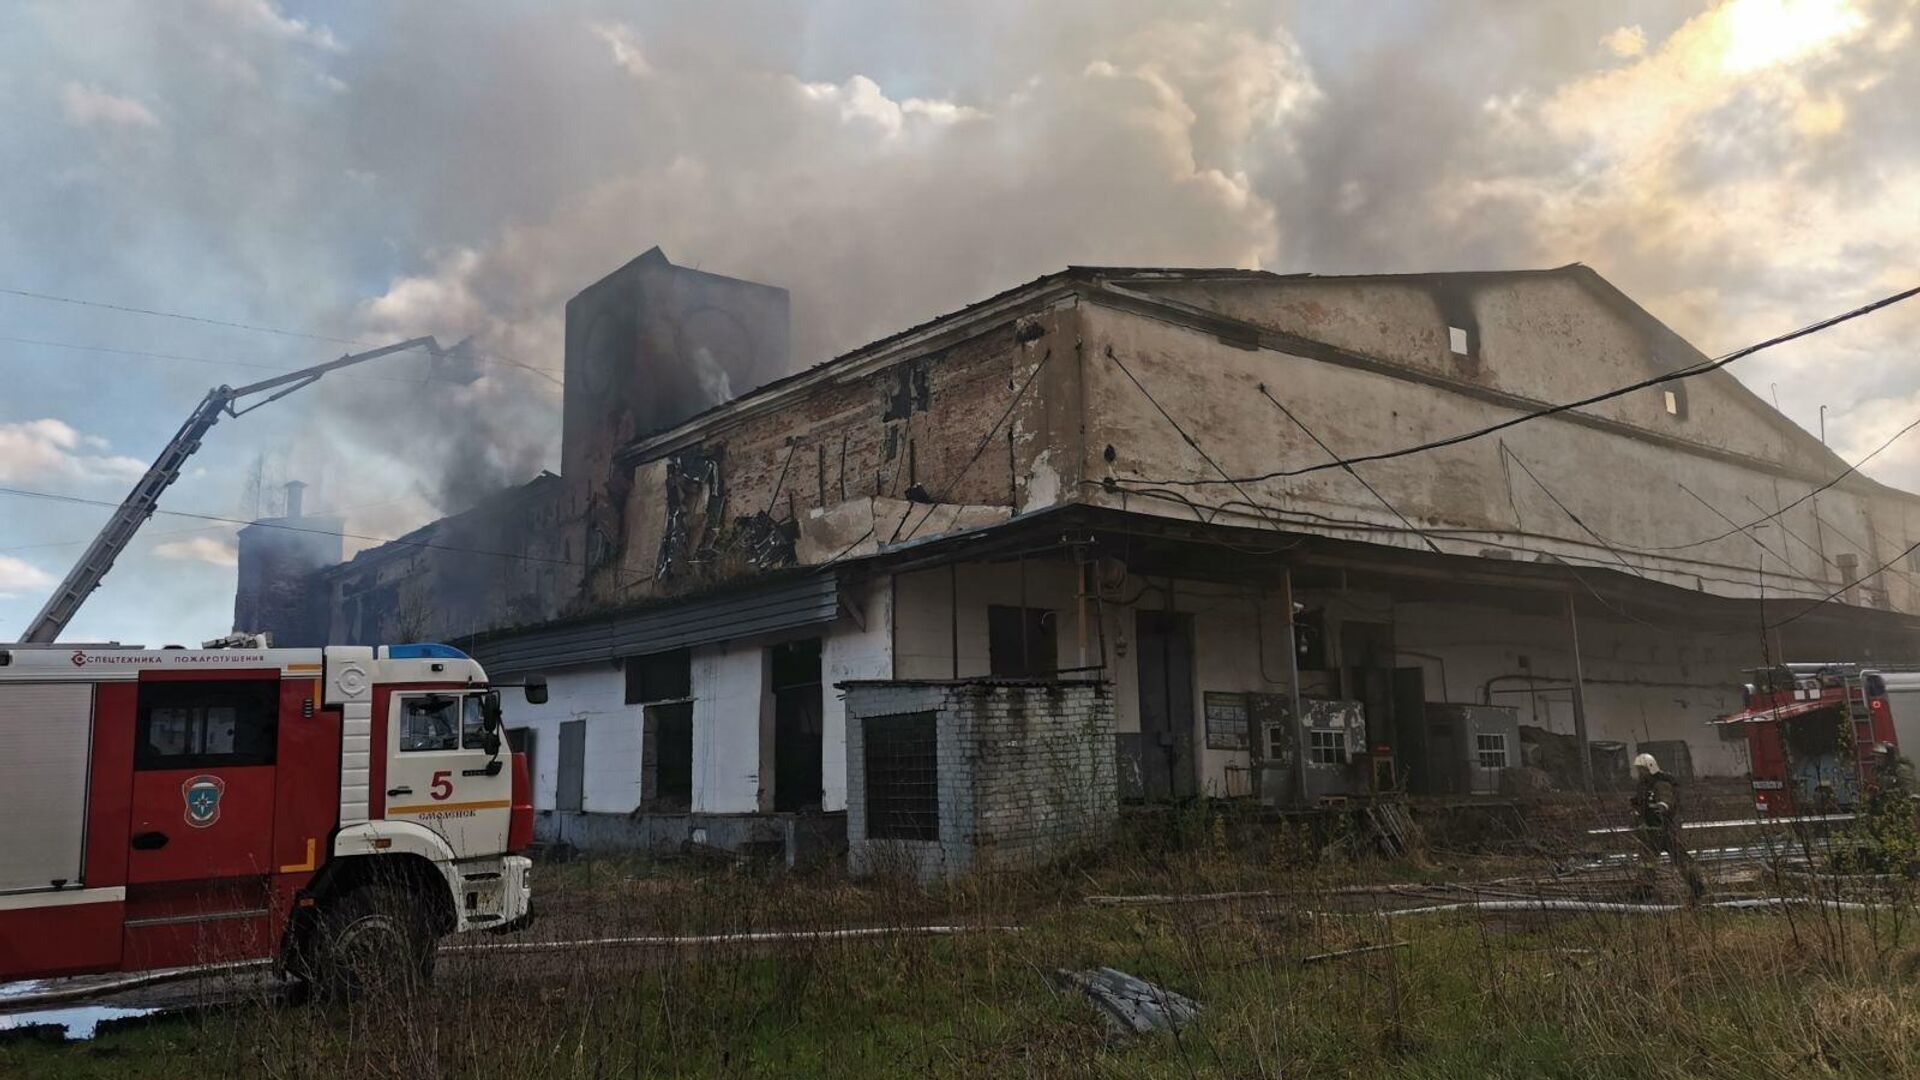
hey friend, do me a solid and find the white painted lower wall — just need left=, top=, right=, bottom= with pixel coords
left=504, top=661, right=637, bottom=813
left=822, top=576, right=893, bottom=812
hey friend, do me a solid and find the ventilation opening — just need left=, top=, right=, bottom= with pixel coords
left=1448, top=325, right=1472, bottom=356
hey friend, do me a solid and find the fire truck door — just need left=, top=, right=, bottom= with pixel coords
left=123, top=676, right=279, bottom=966
left=384, top=691, right=512, bottom=860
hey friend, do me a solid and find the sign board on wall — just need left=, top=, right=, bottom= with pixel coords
left=1203, top=691, right=1249, bottom=751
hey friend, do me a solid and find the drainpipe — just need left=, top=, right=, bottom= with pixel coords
left=1281, top=566, right=1308, bottom=807
left=949, top=563, right=960, bottom=679
left=1564, top=592, right=1594, bottom=795
left=1075, top=550, right=1089, bottom=670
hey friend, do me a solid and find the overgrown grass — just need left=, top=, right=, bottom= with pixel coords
left=7, top=802, right=1919, bottom=1078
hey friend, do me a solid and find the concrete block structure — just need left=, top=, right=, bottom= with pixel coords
left=843, top=679, right=1115, bottom=880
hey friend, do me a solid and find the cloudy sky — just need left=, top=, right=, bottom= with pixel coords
left=1, top=0, right=1916, bottom=645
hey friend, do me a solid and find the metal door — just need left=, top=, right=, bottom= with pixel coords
left=123, top=675, right=281, bottom=969
left=126, top=677, right=279, bottom=885
left=557, top=719, right=586, bottom=813
left=1136, top=612, right=1196, bottom=799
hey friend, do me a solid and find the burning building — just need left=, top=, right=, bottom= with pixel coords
left=235, top=254, right=1920, bottom=874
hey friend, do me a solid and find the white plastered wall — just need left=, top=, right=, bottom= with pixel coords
left=506, top=662, right=639, bottom=812
left=822, top=577, right=894, bottom=812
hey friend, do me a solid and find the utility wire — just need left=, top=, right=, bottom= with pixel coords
left=1767, top=535, right=1920, bottom=630
left=889, top=348, right=1052, bottom=545
left=1102, top=345, right=1295, bottom=538
left=1498, top=443, right=1647, bottom=580
left=1634, top=412, right=1920, bottom=552
left=1138, top=284, right=1920, bottom=488
left=0, top=485, right=590, bottom=574
left=1255, top=382, right=1442, bottom=554
left=0, top=284, right=563, bottom=385
left=0, top=333, right=510, bottom=390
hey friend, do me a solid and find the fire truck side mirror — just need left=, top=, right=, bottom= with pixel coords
left=523, top=675, right=549, bottom=705
left=482, top=690, right=504, bottom=733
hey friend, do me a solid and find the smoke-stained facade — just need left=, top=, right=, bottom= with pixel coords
left=233, top=254, right=1920, bottom=861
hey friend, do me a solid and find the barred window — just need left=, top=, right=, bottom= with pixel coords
left=1308, top=728, right=1346, bottom=766
left=1475, top=733, right=1509, bottom=769
left=864, top=712, right=938, bottom=841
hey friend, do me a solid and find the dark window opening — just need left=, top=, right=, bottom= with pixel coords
left=626, top=648, right=691, bottom=704
left=136, top=680, right=278, bottom=770
left=772, top=638, right=823, bottom=812
left=988, top=605, right=1056, bottom=677
left=643, top=701, right=694, bottom=811
left=864, top=711, right=938, bottom=841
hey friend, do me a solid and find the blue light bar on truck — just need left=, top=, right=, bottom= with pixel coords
left=385, top=643, right=472, bottom=660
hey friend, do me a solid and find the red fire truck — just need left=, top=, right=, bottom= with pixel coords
left=0, top=641, right=541, bottom=992
left=1715, top=663, right=1903, bottom=815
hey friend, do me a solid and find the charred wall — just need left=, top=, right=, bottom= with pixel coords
left=232, top=512, right=343, bottom=647
left=584, top=306, right=1075, bottom=607
left=563, top=248, right=791, bottom=594
left=323, top=473, right=567, bottom=644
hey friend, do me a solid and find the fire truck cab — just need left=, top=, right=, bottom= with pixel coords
left=0, top=642, right=538, bottom=991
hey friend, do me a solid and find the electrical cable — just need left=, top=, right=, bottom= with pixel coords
left=0, top=284, right=563, bottom=385
left=1102, top=345, right=1294, bottom=538
left=889, top=348, right=1052, bottom=545
left=1131, top=284, right=1920, bottom=488
left=1633, top=412, right=1920, bottom=553
left=1767, top=534, right=1920, bottom=630
left=1497, top=443, right=1648, bottom=581
left=0, top=333, right=513, bottom=390
left=0, top=484, right=592, bottom=574
left=1255, top=382, right=1442, bottom=554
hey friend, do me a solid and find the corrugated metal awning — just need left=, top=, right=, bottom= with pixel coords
left=468, top=572, right=839, bottom=675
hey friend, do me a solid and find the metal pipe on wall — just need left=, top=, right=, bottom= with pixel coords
left=1565, top=592, right=1595, bottom=794
left=1281, top=565, right=1309, bottom=807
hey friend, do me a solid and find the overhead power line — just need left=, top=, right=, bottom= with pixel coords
left=1768, top=535, right=1920, bottom=630
left=0, top=284, right=564, bottom=385
left=1139, top=283, right=1920, bottom=488
left=0, top=485, right=589, bottom=574
left=0, top=333, right=507, bottom=389
left=1256, top=382, right=1442, bottom=554
left=1103, top=345, right=1306, bottom=543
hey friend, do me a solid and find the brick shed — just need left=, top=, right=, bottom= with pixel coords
left=841, top=677, right=1117, bottom=881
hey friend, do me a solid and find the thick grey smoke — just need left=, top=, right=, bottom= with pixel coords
left=10, top=0, right=1920, bottom=548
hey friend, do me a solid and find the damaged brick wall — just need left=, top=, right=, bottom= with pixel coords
left=595, top=306, right=1075, bottom=607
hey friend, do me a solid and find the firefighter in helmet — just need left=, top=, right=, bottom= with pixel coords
left=1868, top=742, right=1917, bottom=815
left=1630, top=752, right=1706, bottom=901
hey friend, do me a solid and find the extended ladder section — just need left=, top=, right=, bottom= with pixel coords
left=17, top=337, right=442, bottom=644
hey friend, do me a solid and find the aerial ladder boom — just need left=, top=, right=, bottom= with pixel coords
left=19, top=337, right=443, bottom=643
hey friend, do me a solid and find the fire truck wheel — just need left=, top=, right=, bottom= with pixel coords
left=312, top=882, right=436, bottom=1000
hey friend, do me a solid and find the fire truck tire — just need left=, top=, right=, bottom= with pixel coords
left=310, top=881, right=436, bottom=1000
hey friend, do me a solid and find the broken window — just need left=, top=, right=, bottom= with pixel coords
left=626, top=648, right=691, bottom=704
left=988, top=605, right=1057, bottom=678
left=643, top=701, right=694, bottom=811
left=1475, top=733, right=1509, bottom=769
left=864, top=711, right=938, bottom=841
left=1307, top=728, right=1347, bottom=766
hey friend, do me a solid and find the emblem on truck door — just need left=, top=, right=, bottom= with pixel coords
left=182, top=774, right=226, bottom=828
